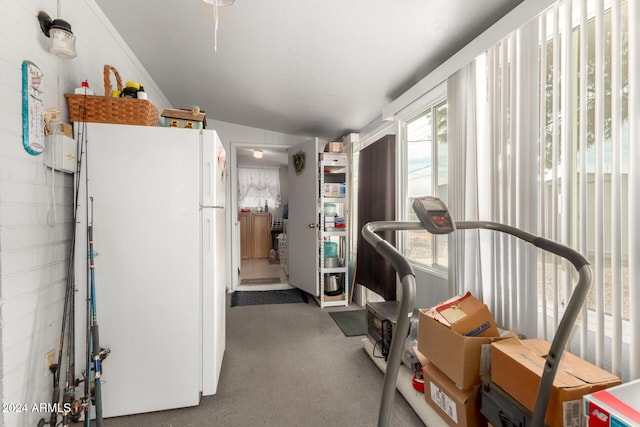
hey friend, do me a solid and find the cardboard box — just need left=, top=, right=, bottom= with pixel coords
left=583, top=379, right=640, bottom=426
left=491, top=338, right=621, bottom=427
left=324, top=141, right=343, bottom=153
left=423, top=361, right=486, bottom=427
left=429, top=292, right=500, bottom=338
left=418, top=293, right=502, bottom=390
left=58, top=123, right=73, bottom=138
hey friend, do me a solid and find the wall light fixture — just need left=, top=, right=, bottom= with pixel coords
left=38, top=11, right=77, bottom=59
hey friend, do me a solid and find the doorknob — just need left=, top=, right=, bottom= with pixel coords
left=308, top=223, right=317, bottom=228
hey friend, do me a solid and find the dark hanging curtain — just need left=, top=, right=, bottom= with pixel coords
left=355, top=135, right=396, bottom=301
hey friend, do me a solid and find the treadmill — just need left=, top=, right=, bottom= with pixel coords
left=362, top=196, right=591, bottom=427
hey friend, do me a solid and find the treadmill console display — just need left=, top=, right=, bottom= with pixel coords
left=412, top=196, right=455, bottom=234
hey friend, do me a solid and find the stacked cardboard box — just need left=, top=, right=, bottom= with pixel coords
left=422, top=361, right=484, bottom=427
left=417, top=294, right=622, bottom=426
left=418, top=292, right=505, bottom=427
left=491, top=338, right=621, bottom=426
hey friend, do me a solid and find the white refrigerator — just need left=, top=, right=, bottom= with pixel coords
left=74, top=122, right=226, bottom=417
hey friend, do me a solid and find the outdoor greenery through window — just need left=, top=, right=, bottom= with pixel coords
left=403, top=100, right=448, bottom=268
left=538, top=0, right=630, bottom=324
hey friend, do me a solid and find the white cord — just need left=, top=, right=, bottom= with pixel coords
left=46, top=131, right=59, bottom=227
left=46, top=71, right=63, bottom=227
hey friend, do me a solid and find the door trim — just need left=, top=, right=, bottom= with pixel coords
left=228, top=141, right=293, bottom=291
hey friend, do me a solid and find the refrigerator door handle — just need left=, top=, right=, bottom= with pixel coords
left=205, top=161, right=212, bottom=201
left=205, top=217, right=212, bottom=253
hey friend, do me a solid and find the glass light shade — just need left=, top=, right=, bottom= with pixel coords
left=253, top=150, right=263, bottom=159
left=49, top=27, right=76, bottom=59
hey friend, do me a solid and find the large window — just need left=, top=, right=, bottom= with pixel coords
left=402, top=100, right=448, bottom=268
left=453, top=0, right=635, bottom=381
left=537, top=0, right=630, bottom=377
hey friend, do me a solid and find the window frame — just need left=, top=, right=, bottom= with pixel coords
left=398, top=89, right=449, bottom=274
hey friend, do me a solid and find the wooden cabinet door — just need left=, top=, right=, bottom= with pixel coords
left=251, top=213, right=271, bottom=259
left=239, top=213, right=250, bottom=260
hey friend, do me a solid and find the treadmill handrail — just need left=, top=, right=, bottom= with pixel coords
left=456, top=220, right=589, bottom=270
left=362, top=221, right=420, bottom=281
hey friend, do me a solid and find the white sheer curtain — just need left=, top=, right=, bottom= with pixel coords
left=446, top=61, right=483, bottom=299
left=447, top=19, right=540, bottom=340
left=237, top=167, right=281, bottom=209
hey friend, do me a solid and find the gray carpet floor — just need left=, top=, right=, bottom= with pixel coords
left=103, top=293, right=423, bottom=426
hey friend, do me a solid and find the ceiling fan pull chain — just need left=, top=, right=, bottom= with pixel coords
left=213, top=0, right=219, bottom=51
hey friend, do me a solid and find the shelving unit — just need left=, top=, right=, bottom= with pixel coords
left=317, top=154, right=349, bottom=308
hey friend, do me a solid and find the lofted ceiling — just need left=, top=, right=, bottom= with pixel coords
left=95, top=0, right=523, bottom=141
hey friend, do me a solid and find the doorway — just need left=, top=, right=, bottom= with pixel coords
left=229, top=142, right=292, bottom=291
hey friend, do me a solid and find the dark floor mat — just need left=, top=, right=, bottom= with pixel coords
left=329, top=310, right=367, bottom=336
left=231, top=289, right=309, bottom=307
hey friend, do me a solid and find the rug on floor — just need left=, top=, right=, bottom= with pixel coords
left=231, top=289, right=309, bottom=307
left=240, top=277, right=281, bottom=285
left=329, top=310, right=367, bottom=337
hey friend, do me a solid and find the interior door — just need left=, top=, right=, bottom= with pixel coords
left=287, top=138, right=319, bottom=296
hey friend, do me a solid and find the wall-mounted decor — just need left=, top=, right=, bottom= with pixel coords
left=21, top=60, right=44, bottom=156
left=293, top=151, right=305, bottom=175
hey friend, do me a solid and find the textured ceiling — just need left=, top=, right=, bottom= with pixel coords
left=95, top=0, right=523, bottom=141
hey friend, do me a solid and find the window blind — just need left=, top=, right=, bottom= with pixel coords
left=449, top=0, right=636, bottom=381
left=535, top=0, right=633, bottom=380
left=628, top=0, right=639, bottom=380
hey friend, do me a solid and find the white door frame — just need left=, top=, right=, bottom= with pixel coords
left=228, top=141, right=293, bottom=291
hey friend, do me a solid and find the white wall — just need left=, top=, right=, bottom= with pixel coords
left=209, top=119, right=302, bottom=148
left=0, top=0, right=557, bottom=423
left=0, top=2, right=171, bottom=426
left=0, top=2, right=304, bottom=426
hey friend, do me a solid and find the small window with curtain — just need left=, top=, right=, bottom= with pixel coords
left=237, top=167, right=281, bottom=210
